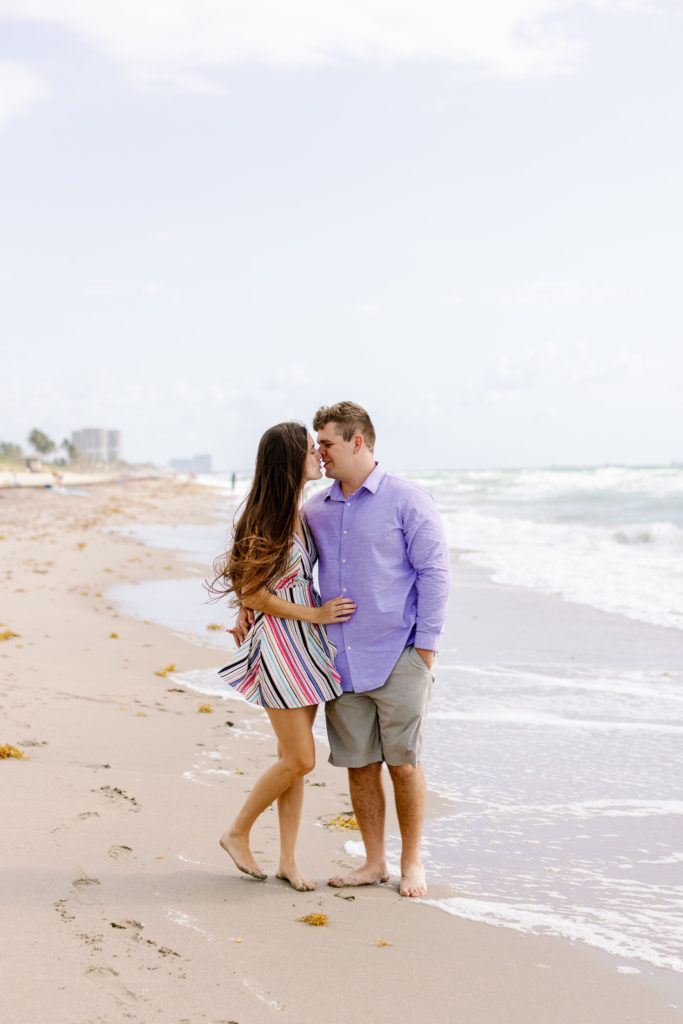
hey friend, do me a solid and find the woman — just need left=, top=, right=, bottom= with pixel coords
left=211, top=422, right=355, bottom=891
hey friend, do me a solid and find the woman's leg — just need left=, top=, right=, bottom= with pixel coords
left=276, top=704, right=318, bottom=890
left=219, top=704, right=317, bottom=884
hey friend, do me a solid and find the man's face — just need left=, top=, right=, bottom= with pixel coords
left=303, top=433, right=323, bottom=483
left=316, top=422, right=357, bottom=480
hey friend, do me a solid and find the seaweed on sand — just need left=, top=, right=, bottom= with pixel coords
left=322, top=813, right=359, bottom=831
left=0, top=744, right=26, bottom=760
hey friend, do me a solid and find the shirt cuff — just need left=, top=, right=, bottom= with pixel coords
left=414, top=631, right=440, bottom=651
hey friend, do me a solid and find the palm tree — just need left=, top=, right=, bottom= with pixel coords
left=28, top=429, right=56, bottom=456
left=61, top=438, right=78, bottom=462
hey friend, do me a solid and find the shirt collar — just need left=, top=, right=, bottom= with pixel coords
left=324, top=462, right=385, bottom=501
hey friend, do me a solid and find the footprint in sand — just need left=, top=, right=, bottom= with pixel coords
left=85, top=966, right=139, bottom=1007
left=95, top=785, right=141, bottom=811
left=108, top=844, right=133, bottom=859
left=73, top=875, right=101, bottom=888
left=110, top=920, right=182, bottom=959
left=54, top=898, right=75, bottom=923
left=110, top=919, right=143, bottom=933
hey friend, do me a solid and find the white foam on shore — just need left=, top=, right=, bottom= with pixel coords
left=471, top=798, right=683, bottom=820
left=434, top=709, right=683, bottom=733
left=416, top=896, right=683, bottom=974
left=166, top=908, right=215, bottom=941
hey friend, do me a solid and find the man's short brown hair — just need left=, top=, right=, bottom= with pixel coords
left=312, top=401, right=376, bottom=453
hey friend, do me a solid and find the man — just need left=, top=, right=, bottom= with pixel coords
left=232, top=401, right=450, bottom=897
left=306, top=402, right=450, bottom=898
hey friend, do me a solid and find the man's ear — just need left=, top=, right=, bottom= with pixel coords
left=353, top=433, right=363, bottom=454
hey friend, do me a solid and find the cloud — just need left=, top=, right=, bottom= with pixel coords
left=0, top=60, right=46, bottom=128
left=0, top=0, right=655, bottom=86
left=85, top=281, right=164, bottom=298
left=476, top=341, right=647, bottom=407
left=484, top=342, right=558, bottom=390
left=353, top=301, right=385, bottom=319
left=495, top=279, right=598, bottom=308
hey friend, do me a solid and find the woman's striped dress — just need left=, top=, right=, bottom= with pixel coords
left=217, top=520, right=342, bottom=708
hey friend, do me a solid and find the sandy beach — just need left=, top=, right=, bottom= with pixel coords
left=1, top=478, right=681, bottom=1024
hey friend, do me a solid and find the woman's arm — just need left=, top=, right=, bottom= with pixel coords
left=241, top=587, right=356, bottom=625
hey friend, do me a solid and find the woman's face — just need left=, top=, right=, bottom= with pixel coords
left=303, top=433, right=323, bottom=483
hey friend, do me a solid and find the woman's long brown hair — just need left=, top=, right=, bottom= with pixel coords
left=209, top=422, right=309, bottom=605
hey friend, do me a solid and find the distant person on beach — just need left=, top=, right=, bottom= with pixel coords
left=234, top=402, right=450, bottom=897
left=212, top=422, right=355, bottom=891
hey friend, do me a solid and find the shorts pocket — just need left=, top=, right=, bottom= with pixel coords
left=407, top=645, right=433, bottom=675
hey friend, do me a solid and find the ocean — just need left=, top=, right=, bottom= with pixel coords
left=107, top=465, right=683, bottom=975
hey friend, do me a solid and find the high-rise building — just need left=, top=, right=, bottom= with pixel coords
left=72, top=428, right=121, bottom=463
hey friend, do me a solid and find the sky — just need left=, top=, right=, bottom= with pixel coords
left=1, top=0, right=682, bottom=471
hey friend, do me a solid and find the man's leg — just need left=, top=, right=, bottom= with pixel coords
left=387, top=761, right=427, bottom=897
left=328, top=761, right=390, bottom=886
left=376, top=646, right=433, bottom=897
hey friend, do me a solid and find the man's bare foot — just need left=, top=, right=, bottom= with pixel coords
left=276, top=865, right=316, bottom=892
left=328, top=863, right=390, bottom=887
left=219, top=830, right=267, bottom=880
left=399, top=863, right=427, bottom=898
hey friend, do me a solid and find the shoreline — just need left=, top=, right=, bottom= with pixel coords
left=1, top=479, right=681, bottom=1022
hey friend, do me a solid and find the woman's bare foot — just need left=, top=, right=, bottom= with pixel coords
left=276, top=863, right=316, bottom=892
left=219, top=830, right=267, bottom=880
left=328, top=862, right=390, bottom=887
left=399, top=863, right=427, bottom=898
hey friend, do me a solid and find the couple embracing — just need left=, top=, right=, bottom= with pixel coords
left=212, top=401, right=450, bottom=898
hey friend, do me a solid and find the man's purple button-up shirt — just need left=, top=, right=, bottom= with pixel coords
left=304, top=464, right=451, bottom=694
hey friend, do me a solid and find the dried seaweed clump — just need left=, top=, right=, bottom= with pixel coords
left=0, top=630, right=20, bottom=642
left=154, top=664, right=176, bottom=677
left=0, top=744, right=26, bottom=760
left=323, top=813, right=359, bottom=832
left=296, top=913, right=329, bottom=927
left=199, top=704, right=213, bottom=714
left=206, top=623, right=223, bottom=631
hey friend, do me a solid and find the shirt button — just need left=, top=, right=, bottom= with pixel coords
left=346, top=501, right=350, bottom=505
left=342, top=558, right=346, bottom=563
left=342, top=588, right=347, bottom=592
left=343, top=530, right=347, bottom=534
left=347, top=645, right=351, bottom=650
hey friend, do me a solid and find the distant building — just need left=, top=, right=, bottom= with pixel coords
left=72, top=428, right=121, bottom=463
left=169, top=453, right=212, bottom=475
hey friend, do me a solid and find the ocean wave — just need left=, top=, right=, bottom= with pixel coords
left=440, top=507, right=683, bottom=631
left=432, top=709, right=683, bottom=734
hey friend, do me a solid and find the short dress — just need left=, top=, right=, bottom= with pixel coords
left=217, top=521, right=343, bottom=709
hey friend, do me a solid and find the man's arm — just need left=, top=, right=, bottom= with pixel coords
left=402, top=491, right=451, bottom=666
left=228, top=590, right=355, bottom=645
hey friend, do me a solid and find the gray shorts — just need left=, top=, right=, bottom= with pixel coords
left=325, top=645, right=434, bottom=769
